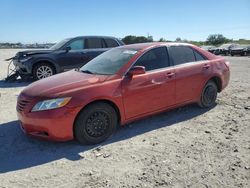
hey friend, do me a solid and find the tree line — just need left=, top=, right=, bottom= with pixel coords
left=1, top=34, right=249, bottom=49
left=121, top=34, right=250, bottom=46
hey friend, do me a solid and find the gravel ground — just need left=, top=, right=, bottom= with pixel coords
left=0, top=49, right=249, bottom=188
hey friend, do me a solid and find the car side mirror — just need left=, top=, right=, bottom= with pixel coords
left=128, top=66, right=146, bottom=76
left=65, top=46, right=71, bottom=52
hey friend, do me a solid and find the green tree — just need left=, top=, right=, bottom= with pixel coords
left=122, top=35, right=153, bottom=44
left=206, top=34, right=230, bottom=46
left=147, top=35, right=153, bottom=42
left=159, top=38, right=166, bottom=42
left=175, top=37, right=182, bottom=42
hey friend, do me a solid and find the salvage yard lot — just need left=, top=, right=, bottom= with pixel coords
left=0, top=49, right=249, bottom=187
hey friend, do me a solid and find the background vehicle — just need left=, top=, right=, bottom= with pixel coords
left=200, top=45, right=215, bottom=51
left=213, top=43, right=238, bottom=55
left=17, top=42, right=230, bottom=144
left=230, top=44, right=250, bottom=56
left=12, top=36, right=124, bottom=80
left=200, top=45, right=217, bottom=54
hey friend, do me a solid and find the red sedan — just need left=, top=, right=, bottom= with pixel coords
left=17, top=42, right=230, bottom=144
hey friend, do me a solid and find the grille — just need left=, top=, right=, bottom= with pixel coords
left=17, top=99, right=30, bottom=112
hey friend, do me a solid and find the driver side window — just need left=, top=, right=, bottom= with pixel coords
left=133, top=47, right=170, bottom=71
left=68, top=39, right=84, bottom=50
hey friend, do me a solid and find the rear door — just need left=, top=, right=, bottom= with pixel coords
left=104, top=38, right=120, bottom=48
left=83, top=37, right=108, bottom=62
left=169, top=46, right=210, bottom=104
left=122, top=47, right=176, bottom=119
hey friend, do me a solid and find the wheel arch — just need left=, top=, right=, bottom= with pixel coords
left=32, top=60, right=57, bottom=74
left=73, top=99, right=122, bottom=135
left=208, top=76, right=222, bottom=92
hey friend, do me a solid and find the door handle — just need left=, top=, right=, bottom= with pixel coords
left=151, top=80, right=165, bottom=85
left=166, top=72, right=175, bottom=78
left=203, top=64, right=210, bottom=69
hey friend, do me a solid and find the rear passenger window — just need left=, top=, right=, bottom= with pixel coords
left=170, top=46, right=195, bottom=65
left=104, top=38, right=119, bottom=47
left=85, top=38, right=103, bottom=49
left=134, top=47, right=169, bottom=71
left=194, top=50, right=206, bottom=61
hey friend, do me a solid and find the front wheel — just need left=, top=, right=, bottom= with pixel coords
left=199, top=81, right=218, bottom=108
left=33, top=63, right=55, bottom=80
left=74, top=102, right=118, bottom=145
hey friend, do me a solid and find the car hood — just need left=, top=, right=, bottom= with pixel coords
left=15, top=49, right=53, bottom=58
left=22, top=70, right=109, bottom=98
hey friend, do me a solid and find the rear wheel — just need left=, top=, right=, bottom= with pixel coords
left=199, top=81, right=218, bottom=108
left=33, top=63, right=55, bottom=80
left=74, top=102, right=117, bottom=145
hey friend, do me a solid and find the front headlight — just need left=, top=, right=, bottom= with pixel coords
left=32, top=97, right=71, bottom=112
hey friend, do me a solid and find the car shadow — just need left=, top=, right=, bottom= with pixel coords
left=0, top=104, right=214, bottom=173
left=0, top=79, right=32, bottom=88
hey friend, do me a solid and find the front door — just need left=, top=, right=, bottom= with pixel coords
left=57, top=38, right=85, bottom=71
left=121, top=47, right=176, bottom=119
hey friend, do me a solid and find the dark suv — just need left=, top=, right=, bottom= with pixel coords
left=230, top=45, right=250, bottom=56
left=213, top=43, right=238, bottom=55
left=13, top=36, right=124, bottom=80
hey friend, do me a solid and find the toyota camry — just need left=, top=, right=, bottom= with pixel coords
left=17, top=42, right=230, bottom=144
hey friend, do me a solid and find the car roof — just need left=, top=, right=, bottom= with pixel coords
left=118, top=42, right=194, bottom=51
left=72, top=36, right=120, bottom=40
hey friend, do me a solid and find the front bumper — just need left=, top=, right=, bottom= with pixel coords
left=13, top=59, right=32, bottom=75
left=17, top=106, right=81, bottom=141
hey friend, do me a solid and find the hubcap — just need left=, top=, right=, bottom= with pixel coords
left=36, top=66, right=53, bottom=79
left=85, top=111, right=110, bottom=137
left=203, top=85, right=216, bottom=105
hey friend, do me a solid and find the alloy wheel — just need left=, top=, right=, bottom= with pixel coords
left=36, top=66, right=53, bottom=79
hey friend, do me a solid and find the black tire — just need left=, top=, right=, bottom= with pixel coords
left=74, top=102, right=118, bottom=145
left=33, top=63, right=55, bottom=80
left=199, top=81, right=218, bottom=108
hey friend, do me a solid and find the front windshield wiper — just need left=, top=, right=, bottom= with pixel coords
left=81, top=69, right=94, bottom=74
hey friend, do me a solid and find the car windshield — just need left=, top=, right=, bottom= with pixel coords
left=49, top=39, right=71, bottom=50
left=80, top=48, right=137, bottom=75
